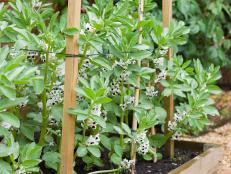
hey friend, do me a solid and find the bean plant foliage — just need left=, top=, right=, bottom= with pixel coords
left=0, top=0, right=221, bottom=173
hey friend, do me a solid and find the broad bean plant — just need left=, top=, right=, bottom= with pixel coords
left=0, top=0, right=221, bottom=173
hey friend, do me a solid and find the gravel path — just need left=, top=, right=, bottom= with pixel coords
left=181, top=122, right=231, bottom=173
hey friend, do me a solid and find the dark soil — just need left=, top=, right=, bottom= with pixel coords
left=40, top=148, right=200, bottom=174
left=134, top=149, right=200, bottom=174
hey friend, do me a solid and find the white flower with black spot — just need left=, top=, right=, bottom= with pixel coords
left=86, top=134, right=100, bottom=146
left=137, top=142, right=149, bottom=155
left=92, top=105, right=101, bottom=116
left=145, top=86, right=158, bottom=98
left=85, top=23, right=95, bottom=33
left=153, top=57, right=164, bottom=68
left=120, top=159, right=135, bottom=169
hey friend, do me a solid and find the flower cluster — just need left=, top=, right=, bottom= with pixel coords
left=49, top=117, right=59, bottom=126
left=112, top=60, right=126, bottom=68
left=118, top=70, right=130, bottom=83
left=137, top=142, right=149, bottom=155
left=27, top=51, right=38, bottom=61
left=79, top=59, right=92, bottom=79
left=155, top=70, right=167, bottom=83
left=159, top=46, right=168, bottom=56
left=153, top=57, right=164, bottom=68
left=135, top=132, right=150, bottom=155
left=86, top=134, right=100, bottom=146
left=171, top=131, right=182, bottom=140
left=101, top=110, right=108, bottom=121
left=145, top=86, right=158, bottom=98
left=32, top=0, right=42, bottom=8
left=91, top=105, right=101, bottom=116
left=168, top=121, right=177, bottom=131
left=77, top=96, right=84, bottom=102
left=112, top=59, right=136, bottom=69
left=10, top=47, right=20, bottom=57
left=120, top=159, right=135, bottom=169
left=46, top=82, right=64, bottom=108
left=120, top=96, right=135, bottom=111
left=110, top=81, right=121, bottom=96
left=18, top=97, right=29, bottom=108
left=40, top=53, right=57, bottom=62
left=168, top=111, right=187, bottom=131
left=86, top=119, right=97, bottom=129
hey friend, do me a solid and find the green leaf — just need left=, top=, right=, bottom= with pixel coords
left=110, top=153, right=121, bottom=165
left=63, top=27, right=78, bottom=36
left=114, top=145, right=122, bottom=156
left=32, top=78, right=44, bottom=95
left=99, top=135, right=111, bottom=150
left=0, top=98, right=25, bottom=111
left=95, top=97, right=112, bottom=104
left=21, top=159, right=41, bottom=169
left=20, top=121, right=37, bottom=141
left=42, top=152, right=60, bottom=171
left=83, top=87, right=95, bottom=100
left=0, top=46, right=9, bottom=63
left=203, top=106, right=219, bottom=116
left=20, top=143, right=42, bottom=165
left=0, top=112, right=20, bottom=128
left=207, top=85, right=221, bottom=95
left=95, top=88, right=106, bottom=97
left=139, top=67, right=155, bottom=75
left=0, top=85, right=16, bottom=100
left=91, top=56, right=112, bottom=70
left=0, top=127, right=15, bottom=157
left=87, top=146, right=101, bottom=158
left=16, top=0, right=23, bottom=12
left=92, top=116, right=106, bottom=128
left=68, top=108, right=89, bottom=121
left=130, top=50, right=152, bottom=60
left=121, top=123, right=131, bottom=135
left=77, top=146, right=88, bottom=157
left=113, top=126, right=124, bottom=134
left=0, top=160, right=12, bottom=174
left=143, top=154, right=152, bottom=161
left=149, top=134, right=168, bottom=148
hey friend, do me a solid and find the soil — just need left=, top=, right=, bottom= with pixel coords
left=133, top=149, right=200, bottom=174
left=40, top=148, right=199, bottom=174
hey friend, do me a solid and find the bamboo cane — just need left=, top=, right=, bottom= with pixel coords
left=60, top=1, right=82, bottom=174
left=131, top=1, right=144, bottom=173
left=162, top=0, right=174, bottom=158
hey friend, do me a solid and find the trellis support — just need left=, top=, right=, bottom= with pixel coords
left=163, top=0, right=174, bottom=158
left=60, top=0, right=82, bottom=174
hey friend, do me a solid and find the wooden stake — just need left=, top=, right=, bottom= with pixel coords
left=131, top=1, right=144, bottom=173
left=60, top=1, right=82, bottom=174
left=151, top=127, right=157, bottom=162
left=162, top=0, right=174, bottom=158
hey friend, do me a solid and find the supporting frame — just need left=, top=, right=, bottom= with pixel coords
left=60, top=1, right=82, bottom=174
left=162, top=0, right=174, bottom=158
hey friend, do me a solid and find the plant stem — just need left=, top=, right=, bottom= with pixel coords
left=120, top=82, right=124, bottom=147
left=38, top=45, right=50, bottom=146
left=87, top=168, right=123, bottom=174
left=78, top=44, right=89, bottom=71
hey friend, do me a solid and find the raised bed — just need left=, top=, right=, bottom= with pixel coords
left=168, top=141, right=224, bottom=174
left=133, top=140, right=223, bottom=174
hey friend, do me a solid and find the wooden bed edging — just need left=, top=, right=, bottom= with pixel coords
left=168, top=141, right=224, bottom=174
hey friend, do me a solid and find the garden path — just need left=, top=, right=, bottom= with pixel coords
left=182, top=122, right=231, bottom=174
